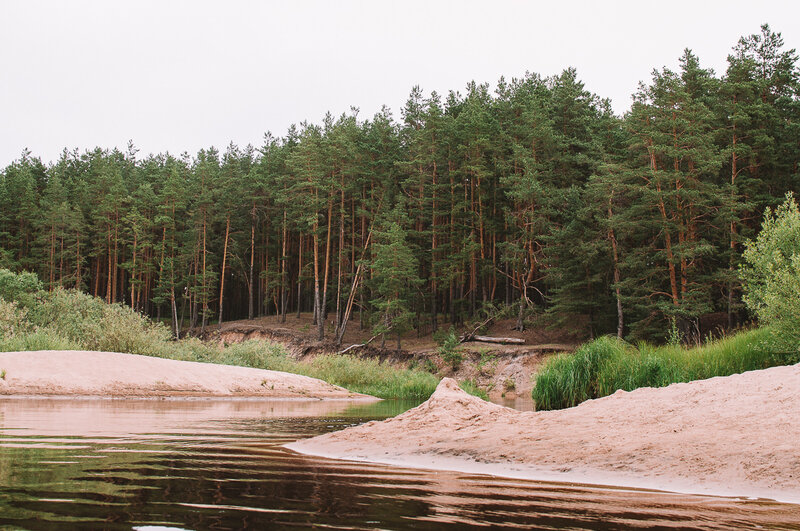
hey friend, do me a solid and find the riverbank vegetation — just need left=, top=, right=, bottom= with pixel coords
left=2, top=26, right=799, bottom=345
left=531, top=328, right=791, bottom=410
left=0, top=269, right=439, bottom=399
left=533, top=195, right=800, bottom=410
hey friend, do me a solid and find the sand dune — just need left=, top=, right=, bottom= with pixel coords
left=0, top=350, right=376, bottom=400
left=288, top=366, right=800, bottom=503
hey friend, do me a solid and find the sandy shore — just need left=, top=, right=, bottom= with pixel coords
left=0, top=350, right=376, bottom=400
left=288, top=365, right=800, bottom=503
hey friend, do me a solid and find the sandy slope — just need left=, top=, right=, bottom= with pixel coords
left=288, top=366, right=800, bottom=503
left=0, top=350, right=376, bottom=400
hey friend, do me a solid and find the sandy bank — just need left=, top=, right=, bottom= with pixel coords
left=287, top=365, right=800, bottom=503
left=0, top=350, right=376, bottom=400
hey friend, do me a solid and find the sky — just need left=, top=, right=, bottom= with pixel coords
left=1, top=0, right=799, bottom=167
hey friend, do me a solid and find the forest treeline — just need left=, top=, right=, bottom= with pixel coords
left=2, top=25, right=799, bottom=344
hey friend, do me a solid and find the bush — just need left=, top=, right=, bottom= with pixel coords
left=0, top=269, right=42, bottom=309
left=532, top=328, right=788, bottom=411
left=26, top=288, right=173, bottom=356
left=740, top=193, right=800, bottom=357
left=0, top=298, right=30, bottom=339
left=437, top=330, right=464, bottom=370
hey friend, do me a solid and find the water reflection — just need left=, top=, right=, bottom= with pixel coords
left=0, top=398, right=798, bottom=530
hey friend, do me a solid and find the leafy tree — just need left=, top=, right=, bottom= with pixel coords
left=740, top=193, right=800, bottom=357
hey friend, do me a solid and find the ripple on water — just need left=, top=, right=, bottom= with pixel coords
left=0, top=398, right=798, bottom=530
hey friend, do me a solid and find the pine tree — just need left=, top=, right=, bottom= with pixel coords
left=370, top=207, right=422, bottom=349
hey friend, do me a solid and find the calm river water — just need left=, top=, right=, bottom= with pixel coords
left=0, top=398, right=798, bottom=530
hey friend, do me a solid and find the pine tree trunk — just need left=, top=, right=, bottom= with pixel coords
left=281, top=210, right=288, bottom=323
left=249, top=205, right=256, bottom=320
left=516, top=282, right=526, bottom=332
left=322, top=200, right=333, bottom=322
left=336, top=229, right=372, bottom=346
left=728, top=119, right=738, bottom=329
left=93, top=257, right=100, bottom=297
left=130, top=231, right=137, bottom=308
left=608, top=200, right=624, bottom=339
left=335, top=182, right=344, bottom=335
left=171, top=287, right=179, bottom=338
left=112, top=211, right=119, bottom=303
left=201, top=210, right=208, bottom=333
left=49, top=225, right=55, bottom=289
left=297, top=233, right=303, bottom=318
left=650, top=151, right=679, bottom=308
left=219, top=215, right=231, bottom=326
left=431, top=160, right=438, bottom=332
left=106, top=224, right=113, bottom=303
left=75, top=232, right=81, bottom=289
left=313, top=204, right=323, bottom=341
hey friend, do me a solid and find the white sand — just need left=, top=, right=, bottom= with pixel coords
left=0, top=350, right=376, bottom=400
left=288, top=365, right=800, bottom=503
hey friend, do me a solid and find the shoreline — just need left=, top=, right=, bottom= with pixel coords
left=287, top=368, right=800, bottom=506
left=0, top=350, right=378, bottom=400
left=0, top=394, right=377, bottom=401
left=286, top=445, right=800, bottom=505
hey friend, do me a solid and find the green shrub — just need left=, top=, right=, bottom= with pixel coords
left=0, top=269, right=42, bottom=309
left=26, top=288, right=173, bottom=356
left=437, top=330, right=464, bottom=370
left=0, top=298, right=30, bottom=338
left=740, top=194, right=800, bottom=358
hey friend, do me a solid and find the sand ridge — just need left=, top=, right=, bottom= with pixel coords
left=0, top=350, right=377, bottom=400
left=287, top=365, right=800, bottom=503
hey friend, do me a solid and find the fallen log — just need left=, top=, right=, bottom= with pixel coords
left=458, top=315, right=495, bottom=343
left=469, top=335, right=525, bottom=345
left=338, top=334, right=379, bottom=355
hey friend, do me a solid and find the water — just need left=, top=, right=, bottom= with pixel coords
left=0, top=398, right=798, bottom=530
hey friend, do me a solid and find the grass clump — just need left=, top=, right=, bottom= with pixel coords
left=532, top=327, right=790, bottom=411
left=304, top=354, right=439, bottom=400
left=458, top=379, right=488, bottom=400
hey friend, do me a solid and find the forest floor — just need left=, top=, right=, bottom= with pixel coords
left=288, top=367, right=800, bottom=504
left=203, top=312, right=584, bottom=401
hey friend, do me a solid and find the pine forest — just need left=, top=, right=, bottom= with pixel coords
left=3, top=25, right=799, bottom=345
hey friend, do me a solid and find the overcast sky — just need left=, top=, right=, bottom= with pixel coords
left=1, top=0, right=798, bottom=167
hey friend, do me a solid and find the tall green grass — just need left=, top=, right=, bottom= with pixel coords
left=532, top=327, right=794, bottom=410
left=179, top=340, right=441, bottom=400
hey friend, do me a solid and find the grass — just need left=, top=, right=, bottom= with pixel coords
left=0, top=281, right=463, bottom=400
left=157, top=339, right=443, bottom=399
left=0, top=270, right=492, bottom=401
left=458, top=379, right=488, bottom=400
left=531, top=327, right=795, bottom=411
